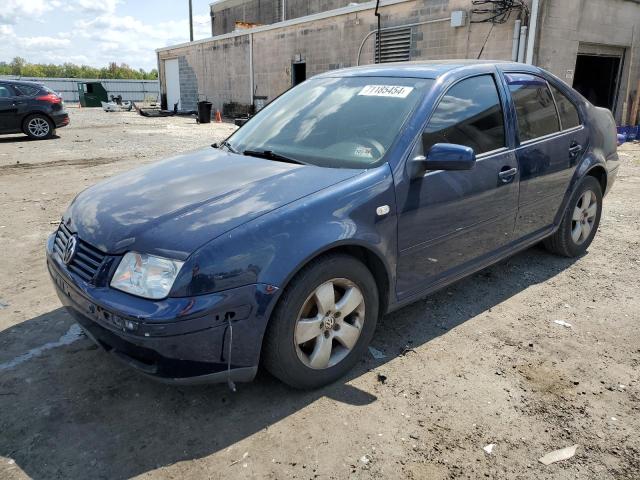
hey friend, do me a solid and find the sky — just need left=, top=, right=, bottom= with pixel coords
left=0, top=0, right=216, bottom=71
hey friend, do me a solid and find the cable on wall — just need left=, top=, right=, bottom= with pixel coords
left=471, top=0, right=529, bottom=24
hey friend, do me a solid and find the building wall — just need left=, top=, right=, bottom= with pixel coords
left=536, top=0, right=640, bottom=122
left=161, top=0, right=526, bottom=112
left=211, top=0, right=371, bottom=36
left=159, top=0, right=640, bottom=121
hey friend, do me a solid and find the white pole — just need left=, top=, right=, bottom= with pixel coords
left=249, top=33, right=254, bottom=106
left=526, top=0, right=540, bottom=64
left=518, top=26, right=528, bottom=63
left=512, top=19, right=522, bottom=62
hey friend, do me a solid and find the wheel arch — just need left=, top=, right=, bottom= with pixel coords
left=271, top=241, right=394, bottom=322
left=585, top=164, right=607, bottom=195
left=21, top=111, right=54, bottom=133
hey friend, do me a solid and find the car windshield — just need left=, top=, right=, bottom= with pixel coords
left=226, top=76, right=434, bottom=169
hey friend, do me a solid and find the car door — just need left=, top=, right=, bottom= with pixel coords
left=503, top=72, right=588, bottom=237
left=395, top=73, right=519, bottom=299
left=0, top=83, right=19, bottom=133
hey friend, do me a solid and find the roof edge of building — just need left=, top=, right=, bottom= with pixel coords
left=157, top=0, right=413, bottom=53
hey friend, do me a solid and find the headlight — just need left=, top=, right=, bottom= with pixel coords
left=110, top=252, right=184, bottom=300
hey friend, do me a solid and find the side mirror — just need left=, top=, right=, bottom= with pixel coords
left=409, top=141, right=476, bottom=179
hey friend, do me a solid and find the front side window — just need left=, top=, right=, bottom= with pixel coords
left=226, top=76, right=433, bottom=169
left=550, top=84, right=580, bottom=130
left=422, top=75, right=506, bottom=155
left=507, top=73, right=560, bottom=142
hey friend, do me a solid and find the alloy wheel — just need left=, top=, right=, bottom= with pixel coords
left=294, top=278, right=365, bottom=370
left=27, top=117, right=50, bottom=138
left=571, top=190, right=597, bottom=245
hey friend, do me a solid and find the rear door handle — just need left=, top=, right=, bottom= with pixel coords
left=498, top=167, right=518, bottom=183
left=569, top=143, right=583, bottom=156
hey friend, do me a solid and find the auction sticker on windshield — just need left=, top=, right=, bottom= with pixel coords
left=358, top=85, right=414, bottom=98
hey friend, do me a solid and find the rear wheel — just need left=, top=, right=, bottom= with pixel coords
left=23, top=114, right=54, bottom=140
left=544, top=176, right=603, bottom=257
left=263, top=254, right=379, bottom=389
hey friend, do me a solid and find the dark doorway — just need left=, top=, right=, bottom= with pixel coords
left=292, top=62, right=306, bottom=87
left=573, top=54, right=622, bottom=111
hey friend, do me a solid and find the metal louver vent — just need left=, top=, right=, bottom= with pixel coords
left=375, top=27, right=412, bottom=63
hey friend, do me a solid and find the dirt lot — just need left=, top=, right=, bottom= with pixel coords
left=0, top=107, right=639, bottom=480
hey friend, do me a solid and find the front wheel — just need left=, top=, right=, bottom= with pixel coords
left=544, top=176, right=603, bottom=257
left=263, top=254, right=379, bottom=389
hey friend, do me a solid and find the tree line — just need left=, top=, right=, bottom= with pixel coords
left=0, top=57, right=158, bottom=80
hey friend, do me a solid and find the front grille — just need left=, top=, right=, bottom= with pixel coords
left=54, top=222, right=106, bottom=282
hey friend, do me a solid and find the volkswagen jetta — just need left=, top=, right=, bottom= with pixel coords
left=47, top=61, right=618, bottom=389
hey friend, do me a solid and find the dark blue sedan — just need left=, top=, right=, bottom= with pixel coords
left=47, top=61, right=619, bottom=389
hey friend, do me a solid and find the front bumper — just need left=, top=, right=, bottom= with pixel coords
left=46, top=235, right=277, bottom=384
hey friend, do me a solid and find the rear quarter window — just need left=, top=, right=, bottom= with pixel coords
left=550, top=84, right=581, bottom=130
left=506, top=73, right=560, bottom=142
left=15, top=85, right=40, bottom=96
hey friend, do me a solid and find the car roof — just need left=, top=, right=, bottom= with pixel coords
left=0, top=79, right=45, bottom=87
left=315, top=60, right=540, bottom=79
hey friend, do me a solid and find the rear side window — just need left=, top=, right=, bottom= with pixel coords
left=0, top=84, right=14, bottom=98
left=423, top=75, right=506, bottom=155
left=550, top=85, right=580, bottom=130
left=507, top=73, right=560, bottom=142
left=15, top=85, right=40, bottom=96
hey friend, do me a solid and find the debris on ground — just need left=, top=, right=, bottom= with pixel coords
left=368, top=346, right=386, bottom=359
left=538, top=445, right=578, bottom=465
left=359, top=455, right=371, bottom=465
left=483, top=444, right=495, bottom=454
left=553, top=320, right=573, bottom=328
left=400, top=344, right=416, bottom=356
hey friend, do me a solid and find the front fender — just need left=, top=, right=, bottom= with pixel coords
left=170, top=164, right=398, bottom=302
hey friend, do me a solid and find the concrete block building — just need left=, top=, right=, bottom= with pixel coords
left=157, top=0, right=640, bottom=123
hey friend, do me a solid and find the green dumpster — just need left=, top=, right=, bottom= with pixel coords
left=77, top=82, right=108, bottom=107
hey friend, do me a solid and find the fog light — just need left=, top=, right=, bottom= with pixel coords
left=124, top=319, right=138, bottom=332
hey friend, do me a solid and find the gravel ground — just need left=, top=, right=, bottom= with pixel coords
left=0, top=108, right=639, bottom=479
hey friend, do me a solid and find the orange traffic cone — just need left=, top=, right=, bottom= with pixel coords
left=215, top=110, right=222, bottom=123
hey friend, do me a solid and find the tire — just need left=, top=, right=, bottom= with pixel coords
left=263, top=254, right=379, bottom=389
left=543, top=176, right=603, bottom=257
left=23, top=114, right=54, bottom=140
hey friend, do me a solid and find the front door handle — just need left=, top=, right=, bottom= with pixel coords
left=498, top=167, right=518, bottom=183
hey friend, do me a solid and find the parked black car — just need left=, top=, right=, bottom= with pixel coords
left=0, top=79, right=69, bottom=139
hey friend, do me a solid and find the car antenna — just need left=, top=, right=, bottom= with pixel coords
left=225, top=313, right=237, bottom=392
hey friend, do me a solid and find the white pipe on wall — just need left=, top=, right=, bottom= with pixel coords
left=512, top=19, right=522, bottom=62
left=249, top=33, right=254, bottom=106
left=518, top=25, right=528, bottom=63
left=526, top=0, right=540, bottom=64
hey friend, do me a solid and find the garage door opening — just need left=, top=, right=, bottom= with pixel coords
left=573, top=54, right=622, bottom=112
left=292, top=62, right=306, bottom=87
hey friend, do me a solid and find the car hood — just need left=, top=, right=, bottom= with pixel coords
left=64, top=148, right=362, bottom=258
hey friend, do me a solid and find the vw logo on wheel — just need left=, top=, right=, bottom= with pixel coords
left=63, top=235, right=78, bottom=265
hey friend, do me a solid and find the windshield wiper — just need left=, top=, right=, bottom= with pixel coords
left=243, top=149, right=306, bottom=165
left=220, top=140, right=239, bottom=154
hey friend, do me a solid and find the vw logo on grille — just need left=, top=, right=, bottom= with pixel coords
left=63, top=235, right=78, bottom=265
